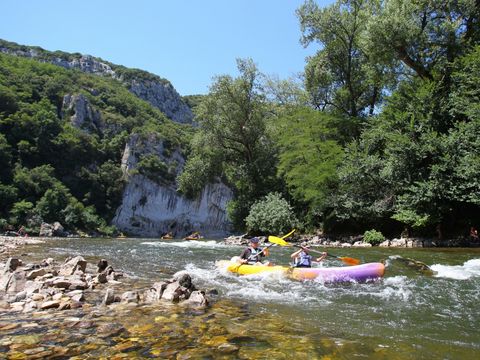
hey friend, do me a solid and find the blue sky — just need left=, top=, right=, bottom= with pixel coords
left=0, top=0, right=333, bottom=95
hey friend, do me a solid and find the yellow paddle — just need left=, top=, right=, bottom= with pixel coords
left=267, top=236, right=361, bottom=266
left=281, top=229, right=296, bottom=239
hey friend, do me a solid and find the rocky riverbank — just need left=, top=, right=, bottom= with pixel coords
left=1, top=235, right=210, bottom=318
left=223, top=234, right=478, bottom=248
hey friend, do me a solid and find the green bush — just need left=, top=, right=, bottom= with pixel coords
left=245, top=192, right=298, bottom=235
left=363, top=229, right=385, bottom=245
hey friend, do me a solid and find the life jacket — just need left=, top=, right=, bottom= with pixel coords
left=246, top=246, right=263, bottom=264
left=294, top=251, right=312, bottom=267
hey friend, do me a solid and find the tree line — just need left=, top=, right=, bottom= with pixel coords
left=179, top=0, right=480, bottom=239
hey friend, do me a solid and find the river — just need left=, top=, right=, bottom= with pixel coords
left=1, top=237, right=480, bottom=359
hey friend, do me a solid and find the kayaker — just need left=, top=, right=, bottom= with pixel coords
left=291, top=245, right=327, bottom=268
left=239, top=237, right=271, bottom=265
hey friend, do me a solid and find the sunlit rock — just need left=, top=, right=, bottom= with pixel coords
left=59, top=256, right=87, bottom=276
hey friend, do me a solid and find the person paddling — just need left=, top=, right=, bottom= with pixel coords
left=291, top=245, right=326, bottom=268
left=239, top=237, right=271, bottom=265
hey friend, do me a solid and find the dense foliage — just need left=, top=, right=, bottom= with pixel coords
left=0, top=51, right=190, bottom=235
left=180, top=0, right=479, bottom=238
left=245, top=192, right=298, bottom=235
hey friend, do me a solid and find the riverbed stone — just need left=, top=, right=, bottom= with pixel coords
left=23, top=300, right=38, bottom=313
left=173, top=271, right=193, bottom=289
left=183, top=290, right=208, bottom=306
left=68, top=279, right=87, bottom=290
left=1, top=271, right=27, bottom=293
left=390, top=238, right=407, bottom=247
left=26, top=268, right=47, bottom=280
left=102, top=288, right=116, bottom=306
left=31, top=293, right=45, bottom=301
left=144, top=281, right=168, bottom=302
left=52, top=278, right=72, bottom=289
left=96, top=272, right=108, bottom=284
left=3, top=257, right=21, bottom=274
left=120, top=291, right=140, bottom=304
left=97, top=259, right=108, bottom=273
left=59, top=256, right=87, bottom=276
left=379, top=240, right=390, bottom=247
left=353, top=241, right=372, bottom=247
left=40, top=300, right=60, bottom=310
left=13, top=290, right=26, bottom=302
left=161, top=282, right=183, bottom=302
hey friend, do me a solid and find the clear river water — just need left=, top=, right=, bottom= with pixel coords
left=1, top=237, right=480, bottom=359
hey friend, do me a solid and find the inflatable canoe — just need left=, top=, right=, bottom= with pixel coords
left=217, top=260, right=385, bottom=283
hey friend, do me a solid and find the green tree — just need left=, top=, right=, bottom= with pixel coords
left=332, top=46, right=480, bottom=236
left=9, top=200, right=34, bottom=226
left=178, top=59, right=280, bottom=229
left=0, top=184, right=18, bottom=218
left=0, top=134, right=13, bottom=181
left=274, top=107, right=345, bottom=225
left=34, top=183, right=74, bottom=224
left=297, top=0, right=390, bottom=117
left=365, top=0, right=479, bottom=82
left=14, top=164, right=57, bottom=201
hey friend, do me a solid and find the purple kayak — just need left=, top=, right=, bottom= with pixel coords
left=289, top=262, right=385, bottom=282
left=218, top=261, right=385, bottom=283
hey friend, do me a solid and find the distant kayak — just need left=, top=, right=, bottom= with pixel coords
left=161, top=235, right=174, bottom=240
left=217, top=260, right=385, bottom=283
left=184, top=233, right=204, bottom=240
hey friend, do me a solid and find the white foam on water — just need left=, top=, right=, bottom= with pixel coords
left=184, top=262, right=324, bottom=305
left=142, top=240, right=226, bottom=249
left=431, top=259, right=480, bottom=280
left=359, top=276, right=413, bottom=302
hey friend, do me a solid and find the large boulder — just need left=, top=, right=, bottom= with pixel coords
left=59, top=256, right=87, bottom=276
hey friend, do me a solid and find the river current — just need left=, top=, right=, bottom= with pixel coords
left=2, top=237, right=480, bottom=359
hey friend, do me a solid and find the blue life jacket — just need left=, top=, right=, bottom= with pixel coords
left=295, top=251, right=312, bottom=267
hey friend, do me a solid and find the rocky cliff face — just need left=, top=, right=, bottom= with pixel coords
left=112, top=176, right=232, bottom=238
left=62, top=94, right=103, bottom=133
left=0, top=40, right=193, bottom=124
left=112, top=133, right=232, bottom=238
left=128, top=79, right=192, bottom=124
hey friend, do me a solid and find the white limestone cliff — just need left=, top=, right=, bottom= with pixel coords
left=112, top=133, right=233, bottom=238
left=112, top=176, right=232, bottom=238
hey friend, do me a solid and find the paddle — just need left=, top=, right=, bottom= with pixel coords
left=281, top=229, right=296, bottom=239
left=267, top=236, right=361, bottom=266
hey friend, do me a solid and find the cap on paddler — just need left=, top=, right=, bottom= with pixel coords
left=249, top=237, right=260, bottom=243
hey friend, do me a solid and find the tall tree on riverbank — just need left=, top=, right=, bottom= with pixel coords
left=297, top=0, right=392, bottom=118
left=178, top=59, right=280, bottom=229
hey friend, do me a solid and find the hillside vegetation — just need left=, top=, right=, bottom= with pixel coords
left=0, top=52, right=192, bottom=235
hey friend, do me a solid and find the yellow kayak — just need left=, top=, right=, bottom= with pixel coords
left=217, top=260, right=286, bottom=275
